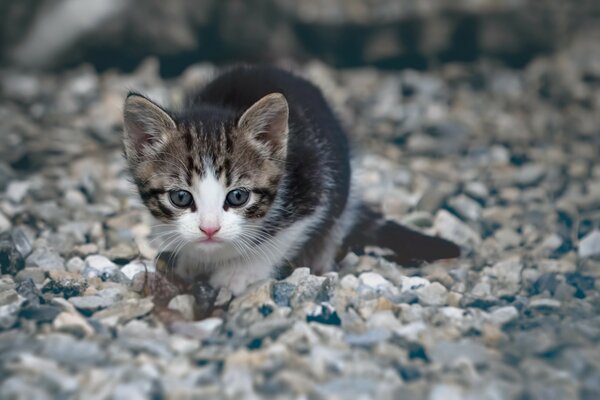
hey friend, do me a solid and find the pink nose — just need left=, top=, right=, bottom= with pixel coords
left=200, top=225, right=221, bottom=238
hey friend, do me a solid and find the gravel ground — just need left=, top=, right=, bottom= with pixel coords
left=1, top=37, right=600, bottom=399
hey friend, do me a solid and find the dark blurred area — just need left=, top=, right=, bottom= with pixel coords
left=1, top=0, right=599, bottom=76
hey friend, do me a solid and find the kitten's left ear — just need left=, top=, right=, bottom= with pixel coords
left=237, top=93, right=289, bottom=158
left=123, top=94, right=176, bottom=160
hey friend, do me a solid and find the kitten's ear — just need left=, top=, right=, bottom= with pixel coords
left=123, top=94, right=176, bottom=159
left=237, top=93, right=289, bottom=157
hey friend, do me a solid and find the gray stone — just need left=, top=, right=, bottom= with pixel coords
left=429, top=340, right=491, bottom=366
left=69, top=295, right=116, bottom=312
left=345, top=328, right=391, bottom=346
left=25, top=246, right=65, bottom=271
left=483, top=256, right=523, bottom=297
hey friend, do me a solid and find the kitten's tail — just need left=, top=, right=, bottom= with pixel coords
left=343, top=205, right=460, bottom=265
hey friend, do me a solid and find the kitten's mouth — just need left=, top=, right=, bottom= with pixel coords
left=199, top=238, right=222, bottom=244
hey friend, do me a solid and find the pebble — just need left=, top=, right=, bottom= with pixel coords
left=93, top=298, right=154, bottom=326
left=448, top=194, right=482, bottom=221
left=434, top=210, right=481, bottom=249
left=5, top=180, right=30, bottom=203
left=120, top=260, right=154, bottom=280
left=0, top=211, right=11, bottom=232
left=416, top=282, right=448, bottom=306
left=488, top=306, right=519, bottom=326
left=53, top=312, right=95, bottom=337
left=168, top=294, right=196, bottom=320
left=82, top=255, right=118, bottom=279
left=25, top=247, right=65, bottom=272
left=578, top=230, right=600, bottom=259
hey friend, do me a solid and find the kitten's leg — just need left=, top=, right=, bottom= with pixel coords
left=343, top=205, right=460, bottom=265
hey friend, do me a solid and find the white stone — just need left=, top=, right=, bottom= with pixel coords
left=66, top=257, right=85, bottom=273
left=120, top=260, right=154, bottom=280
left=433, top=209, right=481, bottom=249
left=400, top=276, right=430, bottom=292
left=168, top=294, right=196, bottom=320
left=358, top=272, right=393, bottom=290
left=0, top=211, right=11, bottom=233
left=417, top=282, right=448, bottom=306
left=579, top=230, right=600, bottom=259
left=83, top=255, right=118, bottom=278
left=394, top=321, right=426, bottom=341
left=6, top=180, right=30, bottom=203
left=488, top=306, right=519, bottom=326
left=53, top=312, right=94, bottom=336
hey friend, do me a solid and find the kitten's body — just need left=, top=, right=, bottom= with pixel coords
left=123, top=65, right=459, bottom=295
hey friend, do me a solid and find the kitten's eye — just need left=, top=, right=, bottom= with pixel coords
left=225, top=188, right=250, bottom=207
left=169, top=190, right=193, bottom=208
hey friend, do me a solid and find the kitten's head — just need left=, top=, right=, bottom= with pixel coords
left=122, top=92, right=288, bottom=258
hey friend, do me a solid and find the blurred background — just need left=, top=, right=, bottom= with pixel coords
left=2, top=0, right=598, bottom=75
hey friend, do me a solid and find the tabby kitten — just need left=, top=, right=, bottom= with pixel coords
left=123, top=65, right=459, bottom=295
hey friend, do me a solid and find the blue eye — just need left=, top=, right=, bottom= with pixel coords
left=169, top=190, right=193, bottom=208
left=225, top=189, right=249, bottom=207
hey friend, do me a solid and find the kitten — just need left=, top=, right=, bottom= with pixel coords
left=123, top=65, right=459, bottom=295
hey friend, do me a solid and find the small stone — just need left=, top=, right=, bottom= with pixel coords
left=14, top=267, right=46, bottom=285
left=170, top=317, right=223, bottom=339
left=5, top=180, right=30, bottom=203
left=16, top=278, right=42, bottom=305
left=168, top=294, right=197, bottom=320
left=429, top=340, right=491, bottom=367
left=464, top=182, right=489, bottom=201
left=578, top=230, right=600, bottom=259
left=83, top=255, right=118, bottom=279
left=488, top=306, right=519, bottom=326
left=103, top=242, right=139, bottom=264
left=0, top=212, right=10, bottom=233
left=448, top=194, right=482, bottom=221
left=19, top=304, right=62, bottom=322
left=73, top=243, right=98, bottom=257
left=529, top=298, right=561, bottom=310
left=358, top=272, right=394, bottom=292
left=400, top=276, right=430, bottom=292
left=11, top=228, right=32, bottom=258
left=345, top=328, right=391, bottom=346
left=416, top=282, right=448, bottom=306
left=53, top=311, right=94, bottom=337
left=93, top=297, right=154, bottom=326
left=25, top=245, right=66, bottom=272
left=484, top=256, right=524, bottom=297
left=63, top=189, right=87, bottom=207
left=516, top=164, right=546, bottom=187
left=65, top=257, right=85, bottom=273
left=0, top=302, right=22, bottom=329
left=434, top=210, right=481, bottom=249
left=69, top=295, right=116, bottom=313
left=120, top=260, right=154, bottom=280
left=0, top=288, right=19, bottom=306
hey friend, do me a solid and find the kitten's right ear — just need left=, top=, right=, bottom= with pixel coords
left=123, top=94, right=176, bottom=159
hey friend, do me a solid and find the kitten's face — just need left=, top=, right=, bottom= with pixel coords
left=123, top=93, right=288, bottom=258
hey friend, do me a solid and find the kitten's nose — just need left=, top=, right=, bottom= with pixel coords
left=200, top=225, right=221, bottom=238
